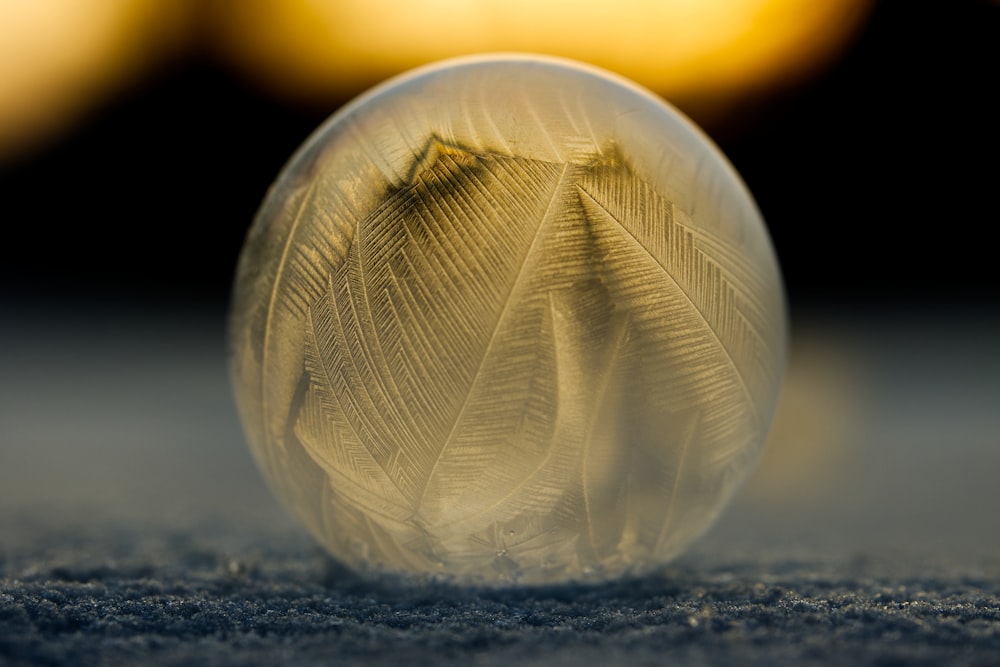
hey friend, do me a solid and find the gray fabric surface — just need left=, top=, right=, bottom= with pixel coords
left=2, top=307, right=998, bottom=665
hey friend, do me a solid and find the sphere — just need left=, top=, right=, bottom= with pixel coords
left=229, top=55, right=786, bottom=585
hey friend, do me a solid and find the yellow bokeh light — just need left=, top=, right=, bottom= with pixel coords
left=0, top=0, right=193, bottom=162
left=0, top=0, right=871, bottom=160
left=209, top=0, right=870, bottom=120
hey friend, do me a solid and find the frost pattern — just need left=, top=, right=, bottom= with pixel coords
left=282, top=142, right=778, bottom=580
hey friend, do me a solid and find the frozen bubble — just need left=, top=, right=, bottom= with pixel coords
left=229, top=55, right=786, bottom=585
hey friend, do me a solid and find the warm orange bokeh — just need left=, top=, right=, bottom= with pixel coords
left=0, top=0, right=193, bottom=161
left=209, top=0, right=870, bottom=122
left=0, top=0, right=871, bottom=162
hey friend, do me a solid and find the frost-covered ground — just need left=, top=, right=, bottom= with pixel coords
left=2, top=307, right=998, bottom=666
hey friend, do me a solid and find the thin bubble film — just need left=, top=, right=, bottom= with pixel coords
left=229, top=55, right=786, bottom=585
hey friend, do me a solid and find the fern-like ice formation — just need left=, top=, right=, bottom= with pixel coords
left=229, top=56, right=786, bottom=585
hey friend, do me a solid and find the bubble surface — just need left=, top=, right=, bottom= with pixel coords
left=229, top=55, right=786, bottom=585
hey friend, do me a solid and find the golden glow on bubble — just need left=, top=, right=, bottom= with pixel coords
left=229, top=56, right=786, bottom=585
left=210, top=0, right=869, bottom=115
left=0, top=0, right=192, bottom=161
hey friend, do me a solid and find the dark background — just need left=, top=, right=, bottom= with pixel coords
left=2, top=0, right=998, bottom=318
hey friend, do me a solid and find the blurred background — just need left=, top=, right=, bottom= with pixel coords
left=1, top=0, right=998, bottom=568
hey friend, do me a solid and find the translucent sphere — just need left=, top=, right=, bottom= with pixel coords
left=229, top=55, right=786, bottom=585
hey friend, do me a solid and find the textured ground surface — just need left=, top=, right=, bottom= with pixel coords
left=2, top=307, right=998, bottom=666
left=2, top=517, right=1000, bottom=667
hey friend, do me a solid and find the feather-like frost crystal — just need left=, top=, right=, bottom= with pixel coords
left=229, top=55, right=786, bottom=585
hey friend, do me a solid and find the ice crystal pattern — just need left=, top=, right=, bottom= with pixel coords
left=229, top=56, right=786, bottom=585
